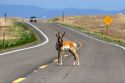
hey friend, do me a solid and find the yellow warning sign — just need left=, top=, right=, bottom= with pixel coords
left=103, top=16, right=112, bottom=25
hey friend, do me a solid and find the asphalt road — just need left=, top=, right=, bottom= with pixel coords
left=0, top=22, right=125, bottom=83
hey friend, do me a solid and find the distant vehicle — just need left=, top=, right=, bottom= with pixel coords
left=30, top=16, right=37, bottom=22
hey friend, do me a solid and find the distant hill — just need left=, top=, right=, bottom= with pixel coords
left=0, top=4, right=47, bottom=18
left=0, top=4, right=125, bottom=18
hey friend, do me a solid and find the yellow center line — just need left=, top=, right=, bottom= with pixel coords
left=39, top=64, right=48, bottom=69
left=12, top=78, right=26, bottom=83
left=53, top=59, right=58, bottom=62
left=33, top=70, right=37, bottom=72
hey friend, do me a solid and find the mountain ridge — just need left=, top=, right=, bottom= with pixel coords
left=0, top=4, right=124, bottom=18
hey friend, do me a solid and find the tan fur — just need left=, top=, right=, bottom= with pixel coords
left=62, top=41, right=76, bottom=51
left=56, top=32, right=80, bottom=66
left=61, top=41, right=80, bottom=66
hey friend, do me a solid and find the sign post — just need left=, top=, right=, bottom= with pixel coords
left=103, top=16, right=112, bottom=34
left=2, top=28, right=6, bottom=49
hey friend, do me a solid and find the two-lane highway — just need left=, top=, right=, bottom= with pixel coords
left=0, top=22, right=58, bottom=83
left=21, top=22, right=125, bottom=83
left=0, top=22, right=125, bottom=83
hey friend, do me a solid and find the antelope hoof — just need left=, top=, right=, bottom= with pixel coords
left=77, top=63, right=80, bottom=66
left=58, top=63, right=62, bottom=66
left=73, top=61, right=76, bottom=66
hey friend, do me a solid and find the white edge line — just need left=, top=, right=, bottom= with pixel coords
left=0, top=22, right=49, bottom=56
left=58, top=24, right=125, bottom=50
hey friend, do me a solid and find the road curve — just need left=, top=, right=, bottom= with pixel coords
left=0, top=22, right=51, bottom=83
left=20, top=22, right=125, bottom=83
left=0, top=22, right=125, bottom=83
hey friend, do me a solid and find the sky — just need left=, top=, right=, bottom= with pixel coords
left=0, top=0, right=125, bottom=10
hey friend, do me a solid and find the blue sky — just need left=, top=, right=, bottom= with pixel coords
left=0, top=0, right=124, bottom=10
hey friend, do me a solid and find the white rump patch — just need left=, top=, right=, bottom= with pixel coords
left=62, top=45, right=70, bottom=50
left=73, top=43, right=77, bottom=48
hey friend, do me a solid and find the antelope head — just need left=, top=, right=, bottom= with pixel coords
left=56, top=31, right=65, bottom=51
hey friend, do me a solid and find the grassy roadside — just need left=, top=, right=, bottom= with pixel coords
left=57, top=22, right=125, bottom=47
left=0, top=22, right=38, bottom=51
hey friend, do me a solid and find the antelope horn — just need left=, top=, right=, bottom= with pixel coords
left=56, top=31, right=60, bottom=38
left=61, top=31, right=65, bottom=38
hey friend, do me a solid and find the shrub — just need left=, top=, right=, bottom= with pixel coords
left=0, top=22, right=37, bottom=50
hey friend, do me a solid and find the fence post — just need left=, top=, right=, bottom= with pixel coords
left=3, top=32, right=5, bottom=49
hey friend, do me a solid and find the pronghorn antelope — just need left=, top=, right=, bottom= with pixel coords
left=56, top=32, right=80, bottom=66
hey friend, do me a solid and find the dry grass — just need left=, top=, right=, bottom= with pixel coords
left=56, top=13, right=125, bottom=41
left=0, top=18, right=37, bottom=50
left=0, top=17, right=23, bottom=40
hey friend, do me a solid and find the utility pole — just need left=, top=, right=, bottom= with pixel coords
left=62, top=11, right=64, bottom=22
left=4, top=13, right=7, bottom=22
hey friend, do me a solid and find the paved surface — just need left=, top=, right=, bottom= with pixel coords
left=0, top=22, right=125, bottom=83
